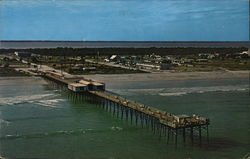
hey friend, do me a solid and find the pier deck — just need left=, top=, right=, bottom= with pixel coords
left=90, top=90, right=209, bottom=129
left=42, top=72, right=210, bottom=144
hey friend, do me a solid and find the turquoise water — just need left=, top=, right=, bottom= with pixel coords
left=0, top=77, right=249, bottom=158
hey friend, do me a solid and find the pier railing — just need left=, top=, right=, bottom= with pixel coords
left=90, top=90, right=209, bottom=129
left=42, top=72, right=210, bottom=146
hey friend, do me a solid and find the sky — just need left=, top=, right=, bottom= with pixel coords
left=0, top=0, right=249, bottom=41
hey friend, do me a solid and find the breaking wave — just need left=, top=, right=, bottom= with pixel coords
left=109, top=88, right=165, bottom=96
left=110, top=126, right=123, bottom=131
left=158, top=85, right=249, bottom=96
left=110, top=84, right=249, bottom=97
left=159, top=92, right=187, bottom=96
left=0, top=93, right=65, bottom=108
left=0, top=119, right=10, bottom=126
left=0, top=127, right=123, bottom=140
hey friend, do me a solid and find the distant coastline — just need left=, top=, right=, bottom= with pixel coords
left=0, top=40, right=249, bottom=49
left=82, top=70, right=249, bottom=83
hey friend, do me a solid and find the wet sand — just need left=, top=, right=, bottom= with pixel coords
left=83, top=71, right=249, bottom=83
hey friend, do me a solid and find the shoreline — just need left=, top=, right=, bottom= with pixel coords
left=82, top=70, right=249, bottom=83
left=0, top=70, right=248, bottom=84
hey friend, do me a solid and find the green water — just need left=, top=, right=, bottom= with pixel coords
left=0, top=77, right=249, bottom=159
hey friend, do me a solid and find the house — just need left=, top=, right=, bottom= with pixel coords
left=239, top=51, right=249, bottom=58
left=68, top=83, right=88, bottom=92
left=182, top=59, right=194, bottom=64
left=71, top=66, right=82, bottom=70
left=14, top=52, right=31, bottom=58
left=136, top=63, right=160, bottom=70
left=196, top=59, right=208, bottom=62
left=91, top=81, right=106, bottom=91
left=109, top=55, right=119, bottom=62
left=79, top=80, right=105, bottom=91
left=104, top=59, right=110, bottom=62
left=160, top=59, right=172, bottom=70
left=82, top=67, right=96, bottom=71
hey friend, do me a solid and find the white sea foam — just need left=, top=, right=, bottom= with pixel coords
left=0, top=93, right=65, bottom=108
left=110, top=126, right=123, bottom=131
left=37, top=99, right=65, bottom=108
left=110, top=88, right=164, bottom=96
left=159, top=85, right=249, bottom=96
left=0, top=119, right=10, bottom=126
left=159, top=92, right=187, bottom=96
left=111, top=84, right=249, bottom=97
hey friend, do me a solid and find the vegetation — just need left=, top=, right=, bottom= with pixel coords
left=174, top=59, right=249, bottom=72
left=0, top=47, right=248, bottom=75
left=0, top=47, right=247, bottom=56
left=44, top=60, right=146, bottom=75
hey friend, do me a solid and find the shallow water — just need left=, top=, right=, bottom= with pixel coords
left=0, top=77, right=249, bottom=158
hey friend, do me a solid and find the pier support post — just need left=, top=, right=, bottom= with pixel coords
left=140, top=113, right=144, bottom=128
left=125, top=108, right=129, bottom=121
left=183, top=128, right=186, bottom=143
left=135, top=111, right=138, bottom=126
left=163, top=125, right=167, bottom=137
left=145, top=115, right=148, bottom=128
left=159, top=124, right=162, bottom=138
left=116, top=103, right=120, bottom=118
left=206, top=124, right=209, bottom=143
left=121, top=106, right=124, bottom=120
left=150, top=117, right=153, bottom=131
left=167, top=128, right=170, bottom=144
left=199, top=126, right=202, bottom=146
left=190, top=127, right=194, bottom=145
left=113, top=102, right=116, bottom=116
left=175, top=129, right=178, bottom=148
left=130, top=108, right=133, bottom=124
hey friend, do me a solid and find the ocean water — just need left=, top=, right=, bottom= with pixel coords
left=0, top=77, right=249, bottom=159
left=0, top=41, right=249, bottom=49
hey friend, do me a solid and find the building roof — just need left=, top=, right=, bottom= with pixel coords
left=91, top=81, right=104, bottom=86
left=110, top=55, right=117, bottom=60
left=79, top=79, right=104, bottom=86
left=79, top=80, right=91, bottom=85
left=69, top=83, right=87, bottom=87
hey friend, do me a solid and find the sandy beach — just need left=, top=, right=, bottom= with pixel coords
left=83, top=71, right=249, bottom=83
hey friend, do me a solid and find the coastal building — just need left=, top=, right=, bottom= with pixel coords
left=14, top=51, right=31, bottom=58
left=160, top=59, right=172, bottom=70
left=160, top=63, right=172, bottom=70
left=91, top=81, right=106, bottom=91
left=68, top=83, right=88, bottom=92
left=67, top=80, right=105, bottom=92
left=82, top=67, right=96, bottom=71
left=136, top=63, right=161, bottom=70
left=79, top=80, right=105, bottom=91
left=109, top=55, right=119, bottom=62
left=240, top=51, right=249, bottom=57
left=71, top=66, right=82, bottom=71
left=196, top=59, right=208, bottom=62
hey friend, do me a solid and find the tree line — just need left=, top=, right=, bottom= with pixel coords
left=0, top=47, right=247, bottom=56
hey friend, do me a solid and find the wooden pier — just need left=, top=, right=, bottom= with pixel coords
left=42, top=72, right=210, bottom=146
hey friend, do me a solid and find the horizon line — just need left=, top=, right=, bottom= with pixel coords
left=1, top=40, right=249, bottom=43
